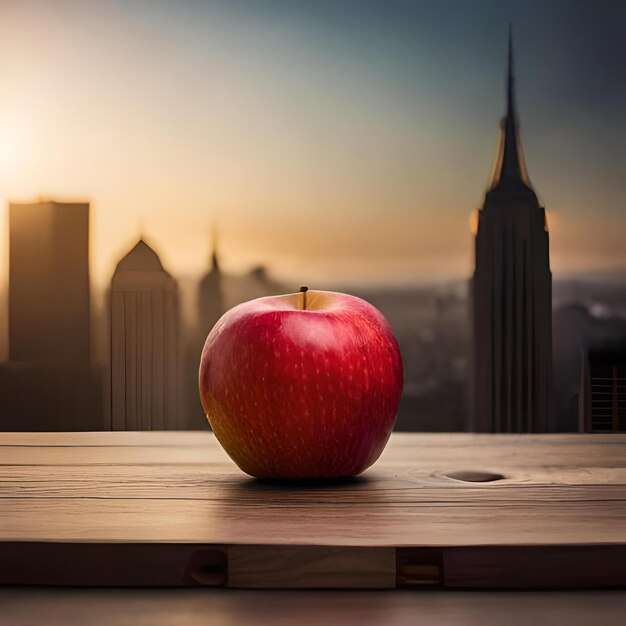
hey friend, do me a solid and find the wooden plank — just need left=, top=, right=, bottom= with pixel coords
left=1, top=540, right=625, bottom=590
left=0, top=431, right=205, bottom=446
left=3, top=541, right=624, bottom=590
left=1, top=497, right=625, bottom=546
left=0, top=444, right=218, bottom=465
left=1, top=432, right=625, bottom=467
left=0, top=543, right=219, bottom=587
left=0, top=542, right=393, bottom=588
left=441, top=545, right=626, bottom=589
left=226, top=546, right=395, bottom=588
left=0, top=464, right=625, bottom=502
left=1, top=430, right=624, bottom=450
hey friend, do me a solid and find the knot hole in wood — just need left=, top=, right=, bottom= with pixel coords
left=444, top=470, right=506, bottom=483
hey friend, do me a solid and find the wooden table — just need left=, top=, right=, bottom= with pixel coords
left=1, top=432, right=626, bottom=589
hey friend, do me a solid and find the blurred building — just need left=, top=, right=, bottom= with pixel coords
left=221, top=265, right=286, bottom=309
left=0, top=200, right=101, bottom=431
left=198, top=239, right=225, bottom=333
left=9, top=201, right=90, bottom=363
left=355, top=285, right=469, bottom=432
left=110, top=239, right=179, bottom=430
left=471, top=33, right=552, bottom=432
left=181, top=239, right=225, bottom=429
left=580, top=343, right=626, bottom=432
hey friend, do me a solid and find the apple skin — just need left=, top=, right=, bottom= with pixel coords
left=199, top=290, right=403, bottom=480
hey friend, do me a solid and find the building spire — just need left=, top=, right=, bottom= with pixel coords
left=488, top=24, right=532, bottom=193
left=506, top=23, right=515, bottom=123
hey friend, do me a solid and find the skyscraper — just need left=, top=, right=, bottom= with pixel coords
left=198, top=235, right=225, bottom=334
left=110, top=239, right=179, bottom=430
left=8, top=201, right=90, bottom=364
left=580, top=344, right=626, bottom=433
left=0, top=200, right=102, bottom=431
left=471, top=32, right=553, bottom=432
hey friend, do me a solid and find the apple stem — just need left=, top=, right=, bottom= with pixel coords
left=299, top=286, right=308, bottom=310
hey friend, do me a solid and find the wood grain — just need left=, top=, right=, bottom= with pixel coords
left=3, top=498, right=625, bottom=546
left=1, top=432, right=625, bottom=588
left=227, top=545, right=395, bottom=588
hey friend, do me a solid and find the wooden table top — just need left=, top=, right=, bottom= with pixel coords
left=2, top=431, right=626, bottom=589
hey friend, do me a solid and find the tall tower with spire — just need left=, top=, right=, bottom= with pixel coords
left=471, top=29, right=553, bottom=432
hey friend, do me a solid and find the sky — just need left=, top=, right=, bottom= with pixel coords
left=0, top=0, right=625, bottom=290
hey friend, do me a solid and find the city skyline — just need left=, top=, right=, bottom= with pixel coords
left=0, top=0, right=625, bottom=296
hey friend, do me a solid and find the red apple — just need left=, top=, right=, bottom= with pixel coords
left=199, top=289, right=403, bottom=479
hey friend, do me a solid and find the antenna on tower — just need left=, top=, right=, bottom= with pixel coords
left=506, top=23, right=516, bottom=124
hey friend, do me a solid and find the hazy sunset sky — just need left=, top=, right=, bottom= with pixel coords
left=0, top=0, right=624, bottom=288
